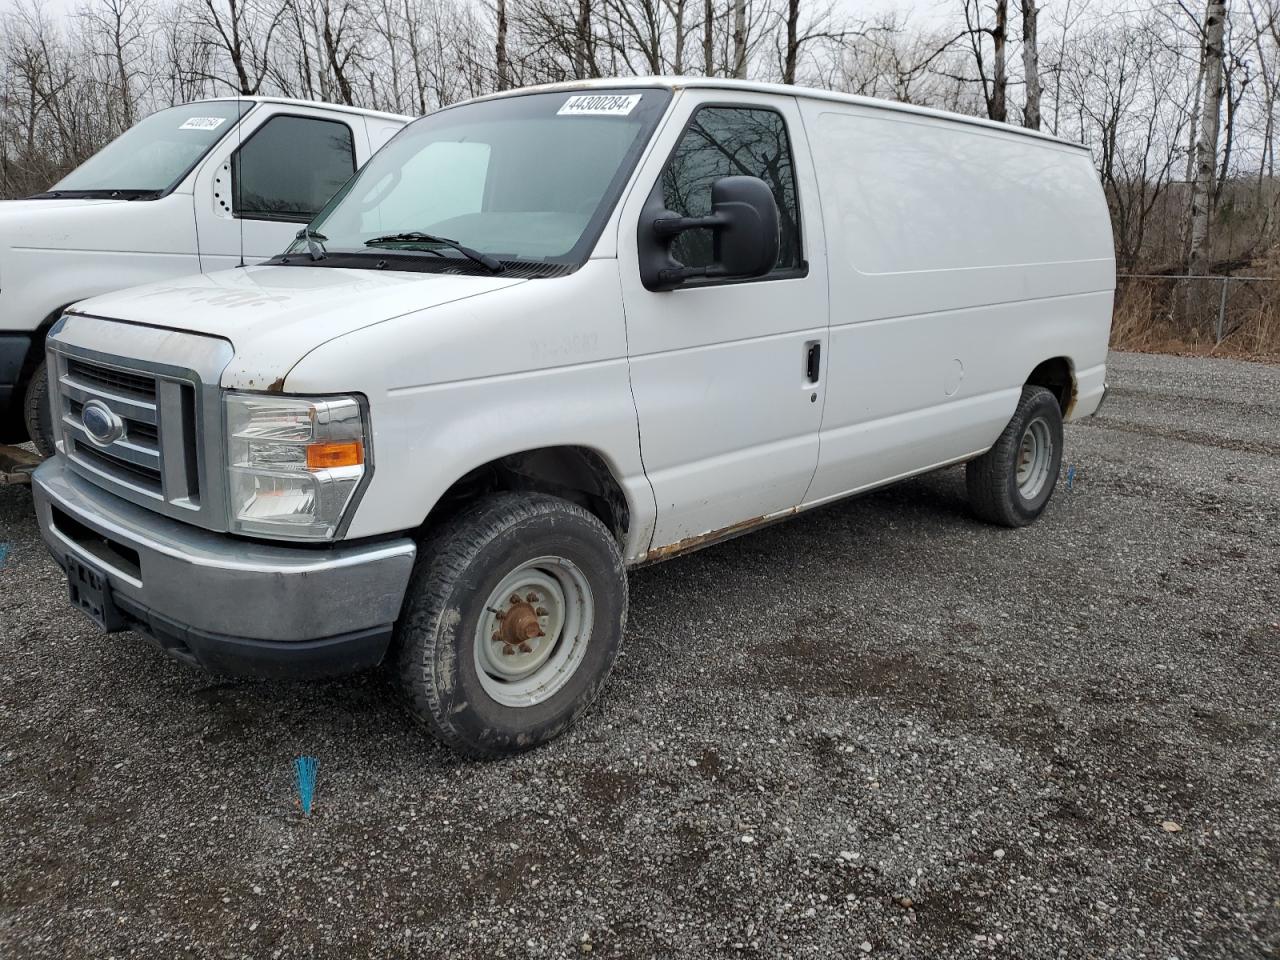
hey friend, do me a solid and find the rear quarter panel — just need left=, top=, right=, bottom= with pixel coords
left=799, top=100, right=1114, bottom=504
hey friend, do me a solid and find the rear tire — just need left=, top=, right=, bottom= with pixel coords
left=966, top=385, right=1064, bottom=528
left=395, top=492, right=627, bottom=758
left=22, top=361, right=54, bottom=458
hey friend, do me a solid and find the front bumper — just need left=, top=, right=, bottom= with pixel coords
left=33, top=457, right=416, bottom=678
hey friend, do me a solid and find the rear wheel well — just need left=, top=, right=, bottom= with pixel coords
left=1026, top=357, right=1075, bottom=416
left=421, top=447, right=630, bottom=548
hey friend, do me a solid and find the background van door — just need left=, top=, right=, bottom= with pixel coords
left=617, top=92, right=829, bottom=554
left=194, top=107, right=366, bottom=270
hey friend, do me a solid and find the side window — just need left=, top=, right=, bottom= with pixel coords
left=660, top=106, right=802, bottom=275
left=232, top=115, right=355, bottom=222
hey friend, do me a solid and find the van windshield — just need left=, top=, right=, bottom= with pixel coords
left=44, top=101, right=251, bottom=198
left=295, top=89, right=670, bottom=270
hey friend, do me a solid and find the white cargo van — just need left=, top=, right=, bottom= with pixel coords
left=0, top=97, right=410, bottom=457
left=32, top=79, right=1114, bottom=756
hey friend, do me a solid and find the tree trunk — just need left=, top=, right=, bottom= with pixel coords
left=990, top=0, right=1007, bottom=122
left=1188, top=0, right=1227, bottom=276
left=495, top=0, right=509, bottom=90
left=783, top=0, right=799, bottom=85
left=574, top=0, right=592, bottom=79
left=1019, top=0, right=1039, bottom=129
left=703, top=0, right=714, bottom=75
left=731, top=0, right=746, bottom=79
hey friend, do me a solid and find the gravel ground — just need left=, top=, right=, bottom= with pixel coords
left=1, top=351, right=1277, bottom=959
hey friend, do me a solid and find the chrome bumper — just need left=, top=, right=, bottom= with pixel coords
left=33, top=457, right=416, bottom=675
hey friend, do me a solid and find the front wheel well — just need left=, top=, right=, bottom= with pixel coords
left=420, top=446, right=631, bottom=548
left=1025, top=357, right=1076, bottom=417
left=19, top=304, right=74, bottom=381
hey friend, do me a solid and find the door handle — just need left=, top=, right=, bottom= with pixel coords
left=805, top=341, right=821, bottom=384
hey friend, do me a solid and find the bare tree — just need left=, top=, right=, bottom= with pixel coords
left=731, top=0, right=746, bottom=77
left=495, top=0, right=511, bottom=89
left=189, top=0, right=286, bottom=94
left=956, top=0, right=1009, bottom=122
left=1188, top=0, right=1229, bottom=274
left=1020, top=0, right=1040, bottom=128
left=703, top=0, right=714, bottom=73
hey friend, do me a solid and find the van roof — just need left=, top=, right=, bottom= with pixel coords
left=468, top=76, right=1090, bottom=153
left=190, top=95, right=412, bottom=124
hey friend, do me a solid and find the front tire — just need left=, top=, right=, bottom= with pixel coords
left=22, top=361, right=54, bottom=458
left=966, top=385, right=1064, bottom=527
left=395, top=492, right=627, bottom=758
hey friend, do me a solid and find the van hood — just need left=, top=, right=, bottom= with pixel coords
left=0, top=194, right=192, bottom=260
left=67, top=263, right=527, bottom=391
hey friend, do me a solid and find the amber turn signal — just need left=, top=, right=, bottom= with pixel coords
left=306, top=440, right=365, bottom=469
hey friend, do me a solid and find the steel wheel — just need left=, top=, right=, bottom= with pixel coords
left=1015, top=416, right=1054, bottom=500
left=473, top=556, right=595, bottom=708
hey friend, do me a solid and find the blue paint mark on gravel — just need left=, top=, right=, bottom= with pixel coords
left=0, top=543, right=9, bottom=569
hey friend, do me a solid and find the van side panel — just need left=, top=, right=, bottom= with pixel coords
left=799, top=101, right=1114, bottom=506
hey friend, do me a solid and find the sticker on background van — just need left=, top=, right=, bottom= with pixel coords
left=557, top=94, right=642, bottom=117
left=180, top=117, right=227, bottom=130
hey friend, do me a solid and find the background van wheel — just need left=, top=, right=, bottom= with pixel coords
left=966, top=385, right=1064, bottom=528
left=395, top=492, right=627, bottom=758
left=23, top=361, right=55, bottom=458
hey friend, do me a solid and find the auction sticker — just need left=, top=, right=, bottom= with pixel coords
left=180, top=117, right=227, bottom=130
left=557, top=94, right=642, bottom=117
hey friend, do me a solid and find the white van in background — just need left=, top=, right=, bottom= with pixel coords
left=0, top=97, right=410, bottom=457
left=32, top=78, right=1114, bottom=757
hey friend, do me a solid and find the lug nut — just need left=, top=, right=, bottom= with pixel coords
left=502, top=644, right=515, bottom=656
left=536, top=607, right=548, bottom=616
left=518, top=642, right=533, bottom=654
left=526, top=592, right=538, bottom=603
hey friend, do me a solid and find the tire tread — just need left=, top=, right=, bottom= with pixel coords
left=966, top=385, right=1061, bottom=528
left=394, top=492, right=625, bottom=758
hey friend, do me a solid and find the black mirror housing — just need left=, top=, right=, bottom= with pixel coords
left=639, top=175, right=780, bottom=291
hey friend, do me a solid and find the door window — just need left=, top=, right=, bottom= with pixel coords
left=660, top=106, right=803, bottom=275
left=232, top=115, right=355, bottom=222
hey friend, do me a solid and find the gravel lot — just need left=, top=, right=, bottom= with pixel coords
left=2, top=350, right=1278, bottom=959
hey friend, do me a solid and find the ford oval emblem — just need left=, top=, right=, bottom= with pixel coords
left=81, top=399, right=124, bottom=446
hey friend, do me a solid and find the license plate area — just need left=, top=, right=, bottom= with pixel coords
left=66, top=555, right=126, bottom=632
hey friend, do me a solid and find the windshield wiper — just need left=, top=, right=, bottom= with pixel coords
left=295, top=226, right=328, bottom=262
left=29, top=188, right=162, bottom=200
left=364, top=232, right=504, bottom=272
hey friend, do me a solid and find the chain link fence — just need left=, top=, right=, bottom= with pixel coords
left=1115, top=273, right=1279, bottom=347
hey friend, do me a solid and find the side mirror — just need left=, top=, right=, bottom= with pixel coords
left=638, top=175, right=779, bottom=291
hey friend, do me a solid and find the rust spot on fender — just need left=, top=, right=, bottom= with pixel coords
left=1064, top=376, right=1079, bottom=419
left=266, top=377, right=286, bottom=393
left=638, top=508, right=798, bottom=566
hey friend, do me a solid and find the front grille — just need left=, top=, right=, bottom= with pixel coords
left=55, top=353, right=200, bottom=508
left=48, top=314, right=233, bottom=533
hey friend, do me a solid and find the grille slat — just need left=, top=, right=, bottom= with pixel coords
left=73, top=441, right=165, bottom=495
left=65, top=357, right=157, bottom=401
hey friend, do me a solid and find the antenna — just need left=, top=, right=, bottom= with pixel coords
left=236, top=84, right=245, bottom=268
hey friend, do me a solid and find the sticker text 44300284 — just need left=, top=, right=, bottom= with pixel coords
left=557, top=94, right=643, bottom=117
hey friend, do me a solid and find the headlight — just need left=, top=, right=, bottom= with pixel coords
left=225, top=393, right=369, bottom=541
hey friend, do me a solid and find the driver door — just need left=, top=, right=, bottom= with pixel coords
left=617, top=92, right=829, bottom=554
left=194, top=107, right=363, bottom=270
